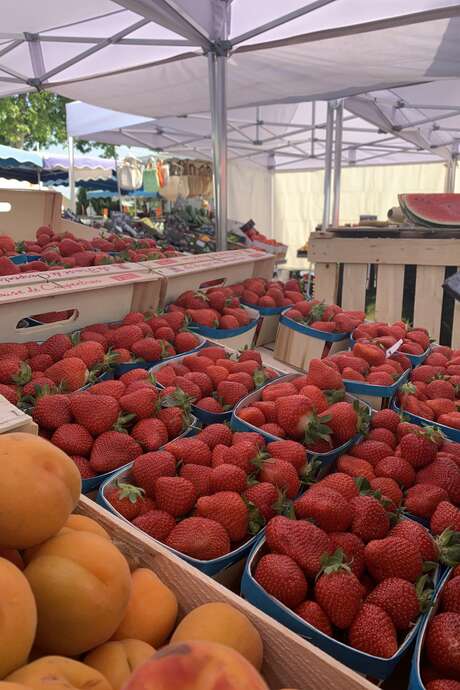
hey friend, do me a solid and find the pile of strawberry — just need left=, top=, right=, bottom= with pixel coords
left=334, top=409, right=460, bottom=529
left=353, top=320, right=431, bottom=358
left=236, top=360, right=368, bottom=451
left=33, top=369, right=191, bottom=480
left=419, top=567, right=460, bottom=688
left=154, top=345, right=278, bottom=415
left=329, top=341, right=411, bottom=387
left=284, top=300, right=365, bottom=334
left=169, top=288, right=256, bottom=330
left=229, top=276, right=305, bottom=309
left=396, top=345, right=460, bottom=428
left=104, top=424, right=310, bottom=561
left=252, top=489, right=456, bottom=660
left=0, top=226, right=180, bottom=276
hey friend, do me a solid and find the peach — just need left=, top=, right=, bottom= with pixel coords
left=0, top=548, right=25, bottom=570
left=84, top=639, right=155, bottom=690
left=7, top=656, right=111, bottom=690
left=123, top=640, right=269, bottom=690
left=60, top=515, right=110, bottom=540
left=0, top=434, right=80, bottom=549
left=24, top=531, right=131, bottom=655
left=112, top=568, right=177, bottom=647
left=0, top=558, right=37, bottom=677
left=171, top=603, right=263, bottom=670
left=0, top=684, right=33, bottom=690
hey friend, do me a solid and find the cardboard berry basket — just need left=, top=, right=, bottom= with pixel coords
left=408, top=567, right=453, bottom=690
left=231, top=373, right=371, bottom=472
left=241, top=301, right=287, bottom=348
left=349, top=334, right=431, bottom=368
left=187, top=305, right=260, bottom=351
left=342, top=368, right=411, bottom=411
left=76, top=496, right=374, bottom=690
left=391, top=399, right=460, bottom=443
left=110, top=333, right=207, bottom=377
left=242, top=533, right=440, bottom=681
left=274, top=309, right=351, bottom=371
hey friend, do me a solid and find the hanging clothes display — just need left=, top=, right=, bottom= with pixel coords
left=143, top=158, right=159, bottom=193
left=118, top=157, right=144, bottom=191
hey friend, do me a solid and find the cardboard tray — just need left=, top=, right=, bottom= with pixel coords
left=391, top=399, right=460, bottom=443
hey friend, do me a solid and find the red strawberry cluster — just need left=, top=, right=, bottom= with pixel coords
left=284, top=300, right=365, bottom=334
left=421, top=568, right=460, bottom=688
left=229, top=277, right=305, bottom=309
left=353, top=320, right=431, bottom=358
left=33, top=369, right=190, bottom=480
left=170, top=288, right=256, bottom=330
left=154, top=346, right=278, bottom=415
left=335, top=409, right=460, bottom=528
left=396, top=346, right=460, bottom=429
left=237, top=363, right=368, bottom=451
left=0, top=226, right=180, bottom=277
left=329, top=341, right=411, bottom=387
left=105, top=425, right=309, bottom=561
left=253, top=488, right=449, bottom=659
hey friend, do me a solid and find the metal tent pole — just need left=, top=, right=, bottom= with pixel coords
left=445, top=154, right=457, bottom=192
left=208, top=50, right=228, bottom=251
left=321, top=101, right=335, bottom=232
left=68, top=135, right=76, bottom=213
left=332, top=100, right=343, bottom=227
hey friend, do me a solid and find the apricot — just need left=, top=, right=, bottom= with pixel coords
left=24, top=531, right=131, bottom=656
left=84, top=639, right=155, bottom=690
left=112, top=568, right=177, bottom=647
left=0, top=684, right=33, bottom=690
left=171, top=602, right=263, bottom=670
left=0, top=433, right=81, bottom=549
left=123, top=640, right=269, bottom=690
left=61, top=515, right=110, bottom=540
left=7, top=657, right=111, bottom=690
left=0, top=558, right=37, bottom=677
left=0, top=548, right=25, bottom=570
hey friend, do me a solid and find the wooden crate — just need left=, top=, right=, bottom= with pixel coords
left=76, top=496, right=372, bottom=690
left=309, top=232, right=460, bottom=346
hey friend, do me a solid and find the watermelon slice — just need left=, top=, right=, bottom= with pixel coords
left=399, top=193, right=460, bottom=228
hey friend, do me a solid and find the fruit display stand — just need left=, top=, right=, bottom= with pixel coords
left=76, top=495, right=374, bottom=690
left=0, top=188, right=101, bottom=241
left=0, top=394, right=38, bottom=435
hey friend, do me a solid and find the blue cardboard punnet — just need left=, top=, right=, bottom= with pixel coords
left=392, top=399, right=460, bottom=442
left=187, top=305, right=259, bottom=340
left=112, top=333, right=206, bottom=377
left=242, top=534, right=439, bottom=681
left=279, top=309, right=350, bottom=342
left=343, top=367, right=410, bottom=399
left=349, top=333, right=430, bottom=367
left=241, top=300, right=287, bottom=316
left=10, top=254, right=41, bottom=265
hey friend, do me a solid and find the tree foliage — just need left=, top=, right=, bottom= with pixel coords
left=0, top=92, right=115, bottom=157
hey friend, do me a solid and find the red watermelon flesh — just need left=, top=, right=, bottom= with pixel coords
left=399, top=193, right=460, bottom=227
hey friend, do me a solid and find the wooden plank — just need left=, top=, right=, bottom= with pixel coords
left=313, top=262, right=338, bottom=303
left=451, top=268, right=460, bottom=348
left=309, top=236, right=460, bottom=267
left=77, top=497, right=374, bottom=690
left=375, top=264, right=405, bottom=323
left=341, top=263, right=368, bottom=311
left=413, top=265, right=445, bottom=342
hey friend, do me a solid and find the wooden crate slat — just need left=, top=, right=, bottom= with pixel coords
left=341, top=264, right=368, bottom=311
left=452, top=268, right=460, bottom=348
left=375, top=264, right=405, bottom=323
left=313, top=262, right=338, bottom=303
left=413, top=265, right=445, bottom=342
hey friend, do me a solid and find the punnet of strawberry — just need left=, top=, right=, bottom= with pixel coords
left=245, top=470, right=460, bottom=673
left=283, top=300, right=365, bottom=334
left=329, top=341, right=412, bottom=388
left=234, top=361, right=370, bottom=453
left=32, top=367, right=194, bottom=484
left=167, top=287, right=257, bottom=331
left=229, top=276, right=306, bottom=310
left=102, top=424, right=312, bottom=569
left=352, top=320, right=431, bottom=359
left=152, top=345, right=279, bottom=417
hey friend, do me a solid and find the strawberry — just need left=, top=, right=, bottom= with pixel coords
left=40, top=334, right=72, bottom=361
left=295, top=487, right=352, bottom=532
left=369, top=477, right=403, bottom=507
left=155, top=326, right=175, bottom=343
left=119, top=388, right=158, bottom=419
left=425, top=612, right=460, bottom=677
left=350, top=495, right=390, bottom=542
left=199, top=346, right=227, bottom=361
left=426, top=379, right=455, bottom=400
left=197, top=423, right=232, bottom=448
left=112, top=348, right=131, bottom=364
left=131, top=418, right=168, bottom=451
left=342, top=367, right=366, bottom=382
left=351, top=440, right=393, bottom=466
left=108, top=325, right=143, bottom=349
left=276, top=395, right=319, bottom=440
left=400, top=429, right=441, bottom=468
left=182, top=355, right=214, bottom=372
left=297, top=385, right=329, bottom=413
left=329, top=531, right=365, bottom=578
left=314, top=550, right=363, bottom=629
left=197, top=491, right=249, bottom=541
left=438, top=412, right=460, bottom=430
left=63, top=342, right=106, bottom=370
left=259, top=457, right=300, bottom=498
left=306, top=359, right=344, bottom=390
left=51, top=423, right=93, bottom=456
left=427, top=399, right=457, bottom=418
left=431, top=501, right=460, bottom=535
left=266, top=515, right=332, bottom=578
left=317, top=473, right=360, bottom=501
left=405, top=484, right=449, bottom=519
left=337, top=454, right=376, bottom=481
left=0, top=383, right=18, bottom=405
left=0, top=343, right=29, bottom=359
left=262, top=381, right=297, bottom=402
left=28, top=353, right=54, bottom=372
left=348, top=603, right=398, bottom=658
left=133, top=510, right=177, bottom=541
left=205, top=365, right=229, bottom=388
left=236, top=406, right=264, bottom=427
left=32, top=393, right=72, bottom=430
left=173, top=331, right=199, bottom=354
left=89, top=431, right=142, bottom=473
left=367, top=427, right=396, bottom=449
left=209, top=464, right=247, bottom=494
left=105, top=482, right=145, bottom=520
left=45, top=358, right=88, bottom=392
left=232, top=432, right=265, bottom=448
left=166, top=437, right=212, bottom=466
left=70, top=392, right=120, bottom=435
left=184, top=371, right=213, bottom=398
left=353, top=342, right=386, bottom=367
left=131, top=338, right=162, bottom=362
left=375, top=455, right=416, bottom=487
left=417, top=457, right=460, bottom=503
left=155, top=476, right=196, bottom=516
left=188, top=308, right=219, bottom=328
left=22, top=377, right=56, bottom=398
left=194, top=397, right=224, bottom=413
left=365, top=534, right=424, bottom=582
left=166, top=516, right=230, bottom=559
left=254, top=553, right=308, bottom=608
left=412, top=365, right=439, bottom=383
left=323, top=401, right=362, bottom=444
left=217, top=380, right=248, bottom=407
left=367, top=577, right=421, bottom=631
left=121, top=311, right=145, bottom=325
left=294, top=601, right=333, bottom=636
left=132, top=450, right=176, bottom=496
left=266, top=440, right=306, bottom=474
left=179, top=464, right=212, bottom=497
left=158, top=406, right=187, bottom=439
left=441, top=576, right=460, bottom=613
left=171, top=376, right=201, bottom=401
left=243, top=482, right=279, bottom=523
left=260, top=423, right=286, bottom=437
left=0, top=358, right=31, bottom=385
left=425, top=681, right=460, bottom=690
left=71, top=455, right=96, bottom=479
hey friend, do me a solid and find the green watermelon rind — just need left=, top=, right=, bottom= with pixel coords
left=399, top=193, right=460, bottom=228
left=399, top=197, right=442, bottom=228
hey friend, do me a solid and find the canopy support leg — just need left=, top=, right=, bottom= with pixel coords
left=68, top=135, right=76, bottom=213
left=332, top=100, right=343, bottom=227
left=321, top=101, right=335, bottom=231
left=208, top=51, right=228, bottom=251
left=445, top=156, right=457, bottom=193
